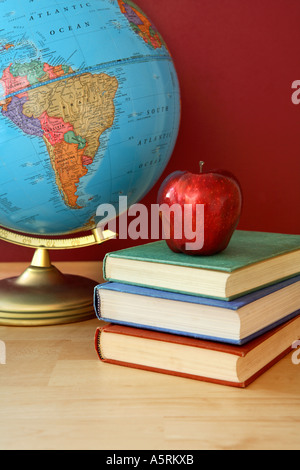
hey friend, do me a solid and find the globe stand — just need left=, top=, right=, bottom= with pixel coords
left=0, top=228, right=116, bottom=326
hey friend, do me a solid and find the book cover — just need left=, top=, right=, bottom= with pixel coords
left=95, top=316, right=300, bottom=388
left=103, top=230, right=300, bottom=275
left=94, top=276, right=300, bottom=345
left=102, top=231, right=300, bottom=299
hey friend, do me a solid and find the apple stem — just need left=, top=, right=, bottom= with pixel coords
left=199, top=161, right=205, bottom=173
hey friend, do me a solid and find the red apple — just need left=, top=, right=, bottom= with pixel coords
left=157, top=162, right=243, bottom=255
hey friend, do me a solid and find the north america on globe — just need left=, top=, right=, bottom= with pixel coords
left=117, top=0, right=167, bottom=50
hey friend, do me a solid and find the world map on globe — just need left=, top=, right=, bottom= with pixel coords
left=0, top=0, right=180, bottom=236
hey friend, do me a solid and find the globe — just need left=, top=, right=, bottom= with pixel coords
left=0, top=0, right=181, bottom=326
left=0, top=0, right=180, bottom=238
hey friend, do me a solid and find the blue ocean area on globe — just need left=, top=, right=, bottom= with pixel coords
left=0, top=0, right=180, bottom=236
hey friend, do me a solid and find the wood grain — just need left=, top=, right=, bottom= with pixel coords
left=0, top=262, right=299, bottom=450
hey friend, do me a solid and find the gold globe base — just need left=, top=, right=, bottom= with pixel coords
left=0, top=249, right=97, bottom=326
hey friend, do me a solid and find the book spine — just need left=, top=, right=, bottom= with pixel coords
left=93, top=288, right=102, bottom=320
left=102, top=252, right=110, bottom=281
left=95, top=327, right=104, bottom=360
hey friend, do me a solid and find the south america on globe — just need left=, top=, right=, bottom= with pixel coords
left=0, top=0, right=181, bottom=237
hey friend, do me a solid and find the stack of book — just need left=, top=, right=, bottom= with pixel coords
left=94, top=230, right=300, bottom=388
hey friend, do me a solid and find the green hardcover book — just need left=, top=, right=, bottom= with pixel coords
left=103, top=230, right=300, bottom=300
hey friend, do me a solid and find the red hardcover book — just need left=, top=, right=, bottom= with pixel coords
left=95, top=316, right=300, bottom=388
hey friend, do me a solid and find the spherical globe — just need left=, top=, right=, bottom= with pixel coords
left=0, top=0, right=180, bottom=236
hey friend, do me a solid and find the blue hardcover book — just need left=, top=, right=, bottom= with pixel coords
left=94, top=275, right=300, bottom=345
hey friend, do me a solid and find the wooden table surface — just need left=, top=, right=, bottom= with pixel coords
left=0, top=261, right=299, bottom=450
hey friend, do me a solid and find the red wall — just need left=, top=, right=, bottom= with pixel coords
left=1, top=0, right=300, bottom=263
